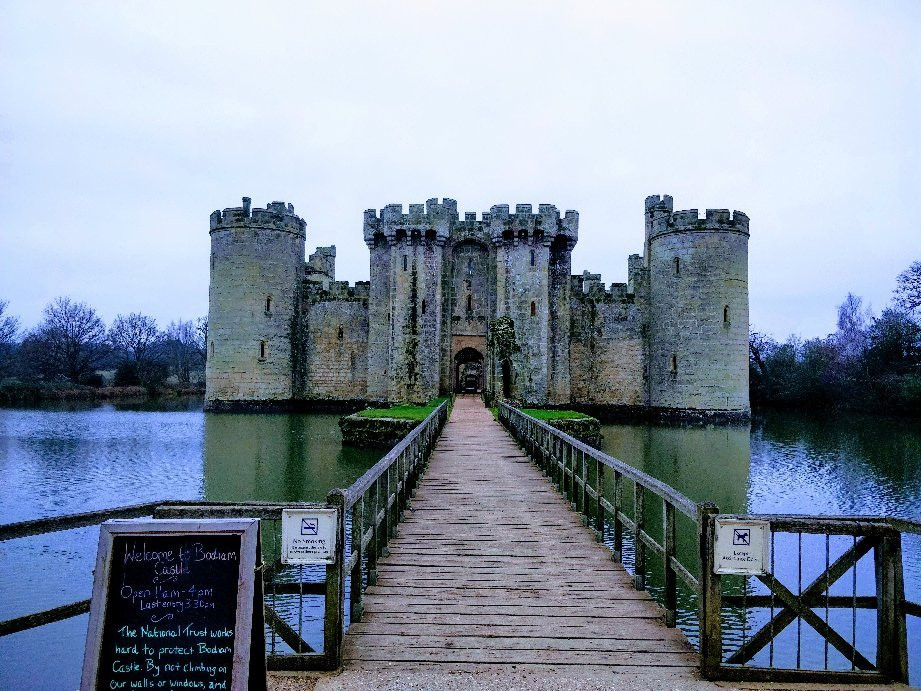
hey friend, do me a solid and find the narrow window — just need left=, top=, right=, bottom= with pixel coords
left=211, top=254, right=215, bottom=270
left=403, top=254, right=408, bottom=271
left=265, top=295, right=272, bottom=313
left=421, top=299, right=426, bottom=315
left=670, top=353, right=677, bottom=373
left=530, top=301, right=536, bottom=317
left=530, top=249, right=535, bottom=266
left=467, top=258, right=473, bottom=272
left=674, top=257, right=680, bottom=275
left=467, top=295, right=472, bottom=312
left=723, top=305, right=730, bottom=324
left=259, top=340, right=267, bottom=359
left=337, top=325, right=344, bottom=340
left=210, top=341, right=214, bottom=357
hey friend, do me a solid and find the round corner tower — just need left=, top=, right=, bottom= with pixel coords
left=645, top=195, right=750, bottom=414
left=205, top=197, right=306, bottom=409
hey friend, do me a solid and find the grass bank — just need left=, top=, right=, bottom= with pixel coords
left=356, top=396, right=452, bottom=422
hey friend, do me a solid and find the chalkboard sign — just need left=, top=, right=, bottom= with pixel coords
left=81, top=519, right=265, bottom=691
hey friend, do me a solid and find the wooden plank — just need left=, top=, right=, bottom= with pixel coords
left=343, top=647, right=697, bottom=666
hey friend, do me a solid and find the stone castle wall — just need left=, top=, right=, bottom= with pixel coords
left=206, top=194, right=750, bottom=416
left=300, top=282, right=369, bottom=400
left=569, top=275, right=646, bottom=406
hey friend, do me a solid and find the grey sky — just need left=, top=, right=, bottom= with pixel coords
left=1, top=1, right=918, bottom=340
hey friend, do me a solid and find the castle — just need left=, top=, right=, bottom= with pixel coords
left=205, top=195, right=750, bottom=417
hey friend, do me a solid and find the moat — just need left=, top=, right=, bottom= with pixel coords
left=0, top=399, right=918, bottom=689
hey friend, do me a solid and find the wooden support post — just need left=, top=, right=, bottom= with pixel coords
left=663, top=501, right=677, bottom=627
left=634, top=483, right=646, bottom=590
left=324, top=489, right=346, bottom=669
left=875, top=531, right=908, bottom=683
left=698, top=502, right=721, bottom=680
left=368, top=479, right=379, bottom=585
left=580, top=451, right=588, bottom=520
left=350, top=500, right=364, bottom=623
left=613, top=471, right=623, bottom=562
left=594, top=458, right=604, bottom=537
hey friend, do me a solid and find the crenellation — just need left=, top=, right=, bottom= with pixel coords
left=210, top=197, right=305, bottom=236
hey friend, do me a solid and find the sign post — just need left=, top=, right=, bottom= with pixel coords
left=81, top=519, right=265, bottom=691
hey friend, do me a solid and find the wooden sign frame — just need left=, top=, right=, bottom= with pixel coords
left=81, top=518, right=265, bottom=691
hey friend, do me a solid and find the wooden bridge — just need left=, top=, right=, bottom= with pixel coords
left=341, top=395, right=700, bottom=682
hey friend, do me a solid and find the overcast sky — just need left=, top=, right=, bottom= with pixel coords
left=1, top=1, right=918, bottom=340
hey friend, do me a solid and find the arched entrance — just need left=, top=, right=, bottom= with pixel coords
left=454, top=347, right=484, bottom=393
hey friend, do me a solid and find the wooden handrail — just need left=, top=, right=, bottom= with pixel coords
left=499, top=402, right=699, bottom=519
left=344, top=401, right=449, bottom=508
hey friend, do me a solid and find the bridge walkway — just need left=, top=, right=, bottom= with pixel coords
left=340, top=395, right=702, bottom=683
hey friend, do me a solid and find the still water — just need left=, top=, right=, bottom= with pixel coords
left=600, top=410, right=921, bottom=681
left=0, top=400, right=918, bottom=688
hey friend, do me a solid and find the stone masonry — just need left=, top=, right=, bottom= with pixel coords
left=205, top=195, right=750, bottom=417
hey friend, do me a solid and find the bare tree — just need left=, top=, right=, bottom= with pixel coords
left=109, top=313, right=159, bottom=363
left=835, top=293, right=872, bottom=361
left=163, top=319, right=206, bottom=383
left=30, top=297, right=107, bottom=382
left=195, top=316, right=208, bottom=362
left=0, top=300, right=20, bottom=376
left=894, top=260, right=921, bottom=315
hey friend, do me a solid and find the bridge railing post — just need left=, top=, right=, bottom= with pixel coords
left=368, top=478, right=379, bottom=585
left=633, top=483, right=646, bottom=590
left=350, top=498, right=364, bottom=623
left=594, top=457, right=604, bottom=538
left=613, top=471, right=623, bottom=562
left=324, top=489, right=347, bottom=669
left=875, top=529, right=908, bottom=683
left=663, top=501, right=677, bottom=627
left=698, top=502, right=721, bottom=679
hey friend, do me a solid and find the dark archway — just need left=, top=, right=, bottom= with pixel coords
left=454, top=347, right=484, bottom=393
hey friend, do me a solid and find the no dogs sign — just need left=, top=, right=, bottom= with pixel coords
left=714, top=517, right=770, bottom=575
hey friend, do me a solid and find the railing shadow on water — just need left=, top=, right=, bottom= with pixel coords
left=0, top=399, right=451, bottom=675
left=498, top=401, right=919, bottom=686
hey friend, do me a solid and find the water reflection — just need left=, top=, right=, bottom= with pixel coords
left=203, top=413, right=380, bottom=503
left=603, top=422, right=751, bottom=513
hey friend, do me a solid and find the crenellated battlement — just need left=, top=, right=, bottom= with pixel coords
left=645, top=194, right=749, bottom=240
left=486, top=203, right=578, bottom=245
left=644, top=194, right=674, bottom=212
left=571, top=270, right=633, bottom=303
left=667, top=208, right=749, bottom=233
left=363, top=198, right=578, bottom=248
left=303, top=279, right=370, bottom=301
left=210, top=197, right=306, bottom=237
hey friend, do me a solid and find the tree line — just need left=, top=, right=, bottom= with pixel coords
left=0, top=296, right=206, bottom=395
left=750, top=261, right=921, bottom=415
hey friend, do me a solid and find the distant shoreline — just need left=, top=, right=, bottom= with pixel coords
left=0, top=382, right=204, bottom=406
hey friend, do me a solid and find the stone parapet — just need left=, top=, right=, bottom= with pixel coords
left=210, top=197, right=305, bottom=237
